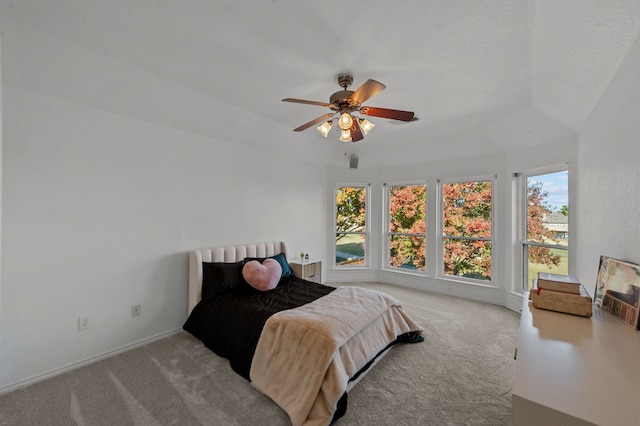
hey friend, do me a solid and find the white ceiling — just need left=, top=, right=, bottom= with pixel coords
left=2, top=0, right=640, bottom=168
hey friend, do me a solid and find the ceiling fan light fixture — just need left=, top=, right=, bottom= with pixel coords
left=283, top=75, right=414, bottom=142
left=316, top=120, right=333, bottom=137
left=338, top=112, right=353, bottom=130
left=359, top=118, right=375, bottom=135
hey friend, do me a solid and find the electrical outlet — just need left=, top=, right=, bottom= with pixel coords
left=131, top=305, right=141, bottom=317
left=78, top=317, right=90, bottom=331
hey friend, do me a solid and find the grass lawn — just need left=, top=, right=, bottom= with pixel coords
left=527, top=247, right=568, bottom=289
left=335, top=234, right=365, bottom=263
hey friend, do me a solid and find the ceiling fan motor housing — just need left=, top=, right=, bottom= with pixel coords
left=330, top=90, right=356, bottom=108
left=332, top=74, right=359, bottom=109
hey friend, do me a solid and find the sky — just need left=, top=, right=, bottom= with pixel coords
left=529, top=170, right=569, bottom=212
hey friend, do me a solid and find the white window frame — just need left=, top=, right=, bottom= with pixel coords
left=437, top=175, right=496, bottom=284
left=383, top=181, right=427, bottom=274
left=517, top=165, right=570, bottom=291
left=333, top=183, right=370, bottom=269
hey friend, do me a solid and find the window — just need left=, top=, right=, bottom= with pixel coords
left=441, top=179, right=493, bottom=281
left=522, top=170, right=569, bottom=289
left=386, top=184, right=426, bottom=271
left=335, top=185, right=368, bottom=267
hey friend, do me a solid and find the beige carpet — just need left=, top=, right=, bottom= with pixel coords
left=0, top=282, right=520, bottom=425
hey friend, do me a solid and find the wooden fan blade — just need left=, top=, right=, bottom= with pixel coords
left=350, top=120, right=364, bottom=142
left=282, top=98, right=333, bottom=108
left=360, top=106, right=414, bottom=122
left=349, top=79, right=386, bottom=105
left=293, top=113, right=335, bottom=132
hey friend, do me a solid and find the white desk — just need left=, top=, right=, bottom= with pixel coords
left=512, top=295, right=640, bottom=425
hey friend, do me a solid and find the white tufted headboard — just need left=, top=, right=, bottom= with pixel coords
left=188, top=241, right=287, bottom=314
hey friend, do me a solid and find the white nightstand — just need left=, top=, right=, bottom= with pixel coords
left=289, top=258, right=322, bottom=283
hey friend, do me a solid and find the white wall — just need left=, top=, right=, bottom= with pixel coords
left=0, top=31, right=4, bottom=386
left=576, top=33, right=640, bottom=285
left=0, top=28, right=327, bottom=391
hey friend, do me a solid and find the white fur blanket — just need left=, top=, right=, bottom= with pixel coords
left=250, top=286, right=423, bottom=426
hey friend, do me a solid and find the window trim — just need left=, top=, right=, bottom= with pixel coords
left=517, top=165, right=570, bottom=291
left=383, top=181, right=427, bottom=274
left=437, top=175, right=496, bottom=284
left=333, top=183, right=371, bottom=269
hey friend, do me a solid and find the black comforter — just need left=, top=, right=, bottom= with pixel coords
left=183, top=275, right=335, bottom=380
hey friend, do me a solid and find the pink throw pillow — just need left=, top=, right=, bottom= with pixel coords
left=242, top=259, right=282, bottom=291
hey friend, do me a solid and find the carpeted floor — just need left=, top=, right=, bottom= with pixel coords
left=0, top=282, right=520, bottom=425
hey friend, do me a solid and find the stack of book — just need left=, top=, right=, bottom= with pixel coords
left=530, top=272, right=593, bottom=317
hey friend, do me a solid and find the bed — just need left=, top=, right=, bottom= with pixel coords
left=183, top=241, right=423, bottom=426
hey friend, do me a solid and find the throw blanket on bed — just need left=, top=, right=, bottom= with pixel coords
left=250, top=286, right=423, bottom=426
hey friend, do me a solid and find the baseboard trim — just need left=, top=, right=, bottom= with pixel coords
left=505, top=290, right=525, bottom=313
left=0, top=328, right=183, bottom=396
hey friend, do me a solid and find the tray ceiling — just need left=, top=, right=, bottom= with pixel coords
left=1, top=0, right=639, bottom=167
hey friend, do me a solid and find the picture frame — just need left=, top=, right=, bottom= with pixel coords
left=594, top=255, right=640, bottom=330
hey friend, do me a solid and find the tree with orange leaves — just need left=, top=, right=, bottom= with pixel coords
left=443, top=181, right=492, bottom=280
left=527, top=181, right=561, bottom=267
left=389, top=185, right=426, bottom=270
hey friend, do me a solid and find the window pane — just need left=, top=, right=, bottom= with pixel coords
left=527, top=171, right=569, bottom=243
left=336, top=233, right=365, bottom=266
left=524, top=170, right=569, bottom=289
left=526, top=246, right=568, bottom=289
left=388, top=184, right=426, bottom=272
left=443, top=181, right=492, bottom=238
left=442, top=180, right=492, bottom=281
left=443, top=238, right=492, bottom=280
left=335, top=186, right=367, bottom=267
left=389, top=185, right=426, bottom=233
left=336, top=187, right=366, bottom=233
left=389, top=235, right=426, bottom=271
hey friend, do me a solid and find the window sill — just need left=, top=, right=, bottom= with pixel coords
left=380, top=267, right=426, bottom=278
left=332, top=266, right=371, bottom=271
left=437, top=275, right=497, bottom=289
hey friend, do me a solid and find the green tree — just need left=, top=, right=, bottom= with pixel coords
left=560, top=204, right=569, bottom=216
left=335, top=187, right=366, bottom=241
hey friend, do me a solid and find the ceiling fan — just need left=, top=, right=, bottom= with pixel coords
left=282, top=74, right=415, bottom=142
